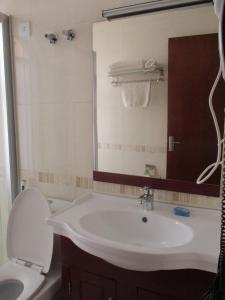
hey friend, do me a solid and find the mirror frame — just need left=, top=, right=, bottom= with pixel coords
left=93, top=171, right=219, bottom=197
left=93, top=3, right=220, bottom=198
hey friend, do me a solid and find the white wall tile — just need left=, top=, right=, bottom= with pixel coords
left=71, top=102, right=93, bottom=177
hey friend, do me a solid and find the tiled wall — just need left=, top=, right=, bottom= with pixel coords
left=0, top=3, right=221, bottom=210
left=20, top=168, right=220, bottom=210
left=12, top=16, right=94, bottom=198
left=98, top=143, right=167, bottom=177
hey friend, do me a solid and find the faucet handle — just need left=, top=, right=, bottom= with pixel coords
left=140, top=186, right=153, bottom=195
left=140, top=186, right=150, bottom=191
left=137, top=198, right=144, bottom=205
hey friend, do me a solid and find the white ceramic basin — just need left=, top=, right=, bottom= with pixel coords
left=80, top=210, right=193, bottom=249
left=47, top=192, right=220, bottom=272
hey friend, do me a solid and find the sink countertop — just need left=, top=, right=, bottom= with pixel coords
left=47, top=192, right=220, bottom=273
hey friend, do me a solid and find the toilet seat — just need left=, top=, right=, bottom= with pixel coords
left=0, top=189, right=54, bottom=300
left=0, top=261, right=44, bottom=300
left=7, top=189, right=54, bottom=274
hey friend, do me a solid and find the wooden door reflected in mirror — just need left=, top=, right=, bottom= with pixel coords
left=167, top=34, right=225, bottom=184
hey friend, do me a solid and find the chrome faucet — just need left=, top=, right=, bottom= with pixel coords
left=138, top=186, right=154, bottom=211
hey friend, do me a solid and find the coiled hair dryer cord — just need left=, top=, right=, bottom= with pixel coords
left=197, top=65, right=223, bottom=184
left=203, top=122, right=225, bottom=300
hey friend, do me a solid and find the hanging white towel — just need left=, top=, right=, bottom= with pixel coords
left=121, top=81, right=151, bottom=108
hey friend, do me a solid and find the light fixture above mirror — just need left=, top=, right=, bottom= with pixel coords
left=102, top=0, right=212, bottom=20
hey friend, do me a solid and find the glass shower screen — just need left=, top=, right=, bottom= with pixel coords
left=0, top=14, right=18, bottom=264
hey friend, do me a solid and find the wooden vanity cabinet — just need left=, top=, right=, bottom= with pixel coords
left=70, top=268, right=116, bottom=300
left=138, top=289, right=173, bottom=300
left=61, top=236, right=215, bottom=300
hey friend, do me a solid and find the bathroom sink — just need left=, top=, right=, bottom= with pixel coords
left=80, top=210, right=193, bottom=249
left=47, top=192, right=220, bottom=272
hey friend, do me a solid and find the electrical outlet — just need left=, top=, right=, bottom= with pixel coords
left=144, top=164, right=157, bottom=177
left=18, top=22, right=31, bottom=38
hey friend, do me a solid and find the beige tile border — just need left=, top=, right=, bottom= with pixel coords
left=20, top=169, right=220, bottom=210
left=98, top=143, right=167, bottom=154
left=20, top=169, right=93, bottom=189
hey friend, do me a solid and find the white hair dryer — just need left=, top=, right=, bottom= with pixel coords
left=197, top=0, right=225, bottom=184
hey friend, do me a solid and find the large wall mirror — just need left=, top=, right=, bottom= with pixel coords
left=93, top=4, right=225, bottom=196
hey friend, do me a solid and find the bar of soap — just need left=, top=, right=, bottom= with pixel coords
left=174, top=207, right=191, bottom=217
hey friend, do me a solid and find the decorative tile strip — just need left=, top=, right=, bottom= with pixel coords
left=19, top=169, right=219, bottom=210
left=98, top=143, right=167, bottom=154
left=20, top=169, right=93, bottom=189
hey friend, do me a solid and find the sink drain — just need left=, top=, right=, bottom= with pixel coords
left=142, top=217, right=148, bottom=223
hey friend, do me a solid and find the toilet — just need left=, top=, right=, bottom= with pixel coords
left=0, top=188, right=63, bottom=300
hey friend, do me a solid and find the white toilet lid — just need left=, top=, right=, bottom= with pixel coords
left=7, top=188, right=54, bottom=274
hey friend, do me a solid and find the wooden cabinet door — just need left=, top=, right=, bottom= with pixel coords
left=70, top=268, right=116, bottom=300
left=138, top=288, right=174, bottom=300
left=62, top=266, right=71, bottom=300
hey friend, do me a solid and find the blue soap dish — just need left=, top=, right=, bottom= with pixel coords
left=174, top=207, right=191, bottom=217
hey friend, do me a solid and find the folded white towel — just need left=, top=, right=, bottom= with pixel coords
left=109, top=59, right=159, bottom=77
left=121, top=81, right=151, bottom=108
left=144, top=59, right=158, bottom=71
left=110, top=60, right=145, bottom=73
